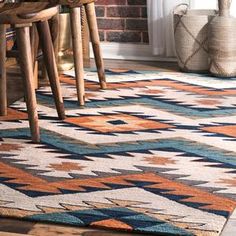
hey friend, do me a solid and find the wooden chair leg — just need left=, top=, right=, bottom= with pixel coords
left=50, top=13, right=60, bottom=65
left=70, top=7, right=85, bottom=106
left=36, top=20, right=65, bottom=120
left=81, top=6, right=90, bottom=68
left=16, top=26, right=40, bottom=143
left=30, top=24, right=39, bottom=89
left=0, top=24, right=7, bottom=116
left=85, top=2, right=106, bottom=89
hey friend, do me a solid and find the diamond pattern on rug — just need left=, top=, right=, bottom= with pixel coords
left=65, top=114, right=173, bottom=133
left=1, top=69, right=236, bottom=236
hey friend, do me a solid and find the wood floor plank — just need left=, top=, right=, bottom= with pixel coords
left=0, top=232, right=34, bottom=236
left=28, top=223, right=148, bottom=236
left=0, top=218, right=35, bottom=235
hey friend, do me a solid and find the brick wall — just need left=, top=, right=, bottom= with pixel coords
left=95, top=0, right=149, bottom=44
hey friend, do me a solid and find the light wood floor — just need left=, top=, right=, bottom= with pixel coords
left=1, top=59, right=178, bottom=236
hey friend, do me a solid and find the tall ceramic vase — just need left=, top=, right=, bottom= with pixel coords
left=208, top=0, right=236, bottom=77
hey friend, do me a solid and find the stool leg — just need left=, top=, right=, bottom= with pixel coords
left=36, top=20, right=65, bottom=120
left=50, top=13, right=60, bottom=65
left=16, top=26, right=40, bottom=143
left=85, top=2, right=106, bottom=89
left=30, top=24, right=39, bottom=89
left=0, top=25, right=7, bottom=116
left=70, top=7, right=85, bottom=106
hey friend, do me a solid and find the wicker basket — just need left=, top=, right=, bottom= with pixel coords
left=174, top=4, right=217, bottom=72
left=208, top=0, right=236, bottom=77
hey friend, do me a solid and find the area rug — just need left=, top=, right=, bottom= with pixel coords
left=1, top=69, right=236, bottom=236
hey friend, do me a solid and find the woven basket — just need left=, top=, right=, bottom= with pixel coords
left=174, top=4, right=217, bottom=73
left=208, top=0, right=236, bottom=77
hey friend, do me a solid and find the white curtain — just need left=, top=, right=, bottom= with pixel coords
left=147, top=0, right=236, bottom=57
left=147, top=0, right=188, bottom=57
left=189, top=0, right=217, bottom=9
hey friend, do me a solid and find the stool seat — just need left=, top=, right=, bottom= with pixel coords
left=54, top=0, right=94, bottom=7
left=29, top=0, right=94, bottom=7
left=0, top=3, right=58, bottom=25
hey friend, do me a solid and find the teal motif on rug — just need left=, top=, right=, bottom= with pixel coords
left=1, top=69, right=236, bottom=235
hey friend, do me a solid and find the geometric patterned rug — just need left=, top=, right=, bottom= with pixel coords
left=1, top=69, right=236, bottom=236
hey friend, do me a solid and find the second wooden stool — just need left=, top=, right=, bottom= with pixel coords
left=62, top=0, right=107, bottom=106
left=0, top=2, right=65, bottom=143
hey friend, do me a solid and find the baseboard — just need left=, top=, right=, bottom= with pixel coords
left=90, top=42, right=177, bottom=62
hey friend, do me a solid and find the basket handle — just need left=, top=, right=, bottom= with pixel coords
left=173, top=3, right=189, bottom=15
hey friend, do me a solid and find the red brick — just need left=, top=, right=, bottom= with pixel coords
left=127, top=0, right=147, bottom=5
left=142, top=31, right=149, bottom=43
left=107, top=31, right=142, bottom=42
left=99, top=30, right=105, bottom=41
left=97, top=18, right=125, bottom=30
left=107, top=6, right=141, bottom=18
left=96, top=0, right=126, bottom=5
left=126, top=19, right=148, bottom=31
left=95, top=6, right=105, bottom=17
left=141, top=7, right=147, bottom=18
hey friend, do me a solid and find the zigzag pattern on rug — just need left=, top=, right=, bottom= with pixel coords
left=1, top=69, right=236, bottom=236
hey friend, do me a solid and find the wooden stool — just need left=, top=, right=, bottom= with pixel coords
left=0, top=2, right=66, bottom=143
left=61, top=0, right=106, bottom=106
left=6, top=24, right=40, bottom=90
